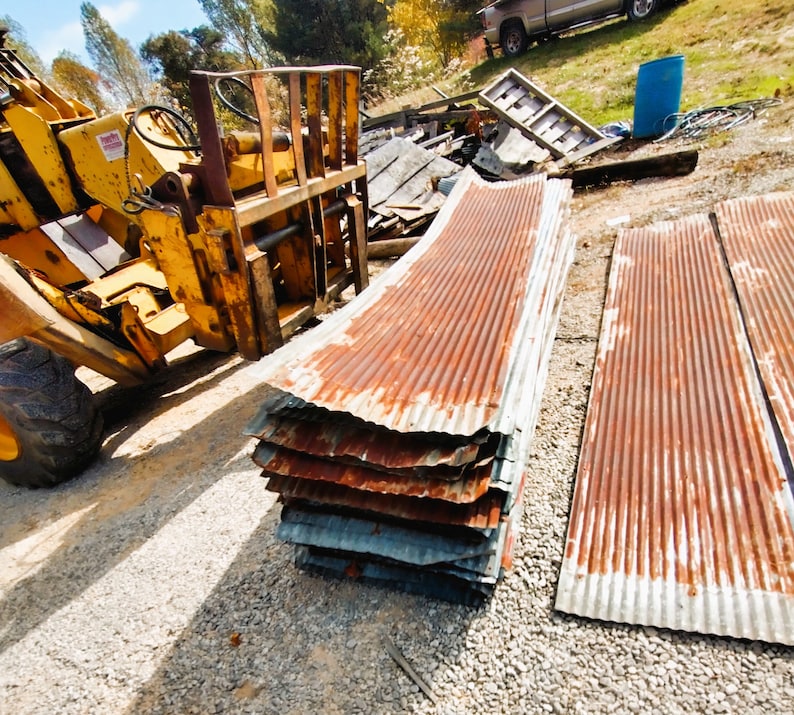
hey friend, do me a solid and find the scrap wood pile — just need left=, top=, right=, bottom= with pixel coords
left=245, top=167, right=575, bottom=604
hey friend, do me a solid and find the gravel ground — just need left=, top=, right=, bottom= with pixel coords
left=2, top=105, right=794, bottom=714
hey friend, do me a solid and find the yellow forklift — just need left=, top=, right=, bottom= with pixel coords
left=0, top=31, right=369, bottom=487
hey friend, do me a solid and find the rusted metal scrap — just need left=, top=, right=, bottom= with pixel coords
left=556, top=192, right=794, bottom=645
left=245, top=167, right=575, bottom=604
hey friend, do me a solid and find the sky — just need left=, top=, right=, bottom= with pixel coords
left=3, top=0, right=210, bottom=65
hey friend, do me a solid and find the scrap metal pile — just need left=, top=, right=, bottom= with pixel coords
left=246, top=167, right=575, bottom=604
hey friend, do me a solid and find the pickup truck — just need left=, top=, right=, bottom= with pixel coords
left=478, top=0, right=659, bottom=57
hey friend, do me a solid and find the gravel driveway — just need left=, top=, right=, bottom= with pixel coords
left=2, top=107, right=794, bottom=714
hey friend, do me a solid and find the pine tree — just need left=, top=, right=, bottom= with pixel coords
left=198, top=0, right=276, bottom=69
left=141, top=26, right=244, bottom=110
left=80, top=2, right=153, bottom=107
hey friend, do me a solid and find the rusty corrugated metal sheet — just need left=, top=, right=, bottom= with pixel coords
left=555, top=212, right=794, bottom=645
left=268, top=475, right=503, bottom=529
left=248, top=167, right=575, bottom=603
left=246, top=412, right=489, bottom=471
left=715, top=191, right=794, bottom=458
left=253, top=442, right=494, bottom=503
left=248, top=168, right=572, bottom=436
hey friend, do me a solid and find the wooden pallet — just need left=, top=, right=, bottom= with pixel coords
left=479, top=68, right=621, bottom=166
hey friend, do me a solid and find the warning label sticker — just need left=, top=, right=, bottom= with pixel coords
left=96, top=129, right=126, bottom=161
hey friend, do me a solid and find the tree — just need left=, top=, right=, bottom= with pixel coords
left=266, top=0, right=389, bottom=71
left=142, top=26, right=244, bottom=110
left=80, top=2, right=153, bottom=107
left=0, top=16, right=47, bottom=77
left=51, top=51, right=109, bottom=114
left=197, top=0, right=276, bottom=69
left=388, top=0, right=478, bottom=67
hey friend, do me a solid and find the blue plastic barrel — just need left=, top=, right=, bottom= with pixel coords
left=632, top=55, right=685, bottom=139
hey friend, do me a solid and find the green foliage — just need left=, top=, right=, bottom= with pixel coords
left=467, top=0, right=794, bottom=127
left=80, top=2, right=154, bottom=107
left=51, top=51, right=109, bottom=114
left=0, top=16, right=46, bottom=77
left=141, top=26, right=245, bottom=110
left=266, top=0, right=389, bottom=70
left=197, top=0, right=276, bottom=68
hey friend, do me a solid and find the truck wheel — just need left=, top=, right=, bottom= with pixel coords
left=500, top=20, right=529, bottom=57
left=627, top=0, right=657, bottom=20
left=0, top=339, right=103, bottom=488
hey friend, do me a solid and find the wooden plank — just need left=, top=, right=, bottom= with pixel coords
left=367, top=141, right=437, bottom=207
left=251, top=73, right=279, bottom=197
left=236, top=164, right=366, bottom=226
left=189, top=72, right=234, bottom=206
left=361, top=90, right=481, bottom=129
left=556, top=135, right=624, bottom=168
left=327, top=70, right=343, bottom=171
left=306, top=72, right=325, bottom=179
left=246, top=248, right=284, bottom=354
left=288, top=73, right=308, bottom=187
left=345, top=195, right=368, bottom=294
left=344, top=69, right=359, bottom=165
left=309, top=200, right=327, bottom=298
left=559, top=149, right=699, bottom=187
left=322, top=195, right=346, bottom=268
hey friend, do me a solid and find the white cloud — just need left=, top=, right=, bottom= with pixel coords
left=97, top=0, right=141, bottom=29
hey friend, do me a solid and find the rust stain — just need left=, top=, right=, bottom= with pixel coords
left=557, top=209, right=794, bottom=643
left=253, top=443, right=493, bottom=503
left=268, top=474, right=503, bottom=529
left=251, top=171, right=561, bottom=436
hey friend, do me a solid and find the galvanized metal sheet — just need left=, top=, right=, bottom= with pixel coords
left=247, top=167, right=573, bottom=437
left=277, top=507, right=497, bottom=568
left=556, top=213, right=794, bottom=645
left=715, top=191, right=794, bottom=459
left=267, top=474, right=503, bottom=529
left=294, top=547, right=493, bottom=606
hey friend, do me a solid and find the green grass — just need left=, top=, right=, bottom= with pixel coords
left=456, top=0, right=794, bottom=126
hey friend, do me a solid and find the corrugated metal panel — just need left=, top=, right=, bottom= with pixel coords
left=716, top=191, right=794, bottom=459
left=246, top=412, right=488, bottom=470
left=268, top=475, right=503, bottom=529
left=555, top=213, right=794, bottom=645
left=253, top=442, right=494, bottom=503
left=294, top=547, right=492, bottom=605
left=248, top=167, right=575, bottom=604
left=277, top=508, right=498, bottom=568
left=248, top=168, right=572, bottom=436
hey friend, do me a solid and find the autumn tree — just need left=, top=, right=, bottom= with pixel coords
left=51, top=51, right=109, bottom=113
left=80, top=2, right=154, bottom=107
left=197, top=0, right=276, bottom=68
left=388, top=0, right=479, bottom=67
left=265, top=0, right=388, bottom=70
left=142, top=26, right=244, bottom=110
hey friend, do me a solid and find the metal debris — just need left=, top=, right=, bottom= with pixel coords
left=556, top=194, right=794, bottom=645
left=479, top=68, right=622, bottom=167
left=246, top=167, right=575, bottom=603
left=656, top=98, right=782, bottom=141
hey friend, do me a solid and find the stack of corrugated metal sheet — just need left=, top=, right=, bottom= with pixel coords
left=556, top=191, right=794, bottom=645
left=246, top=167, right=575, bottom=604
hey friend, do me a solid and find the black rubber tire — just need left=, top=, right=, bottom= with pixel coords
left=500, top=20, right=529, bottom=57
left=0, top=339, right=103, bottom=488
left=627, top=0, right=658, bottom=20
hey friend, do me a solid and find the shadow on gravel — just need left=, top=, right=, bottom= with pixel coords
left=0, top=351, right=267, bottom=655
left=126, top=511, right=479, bottom=715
